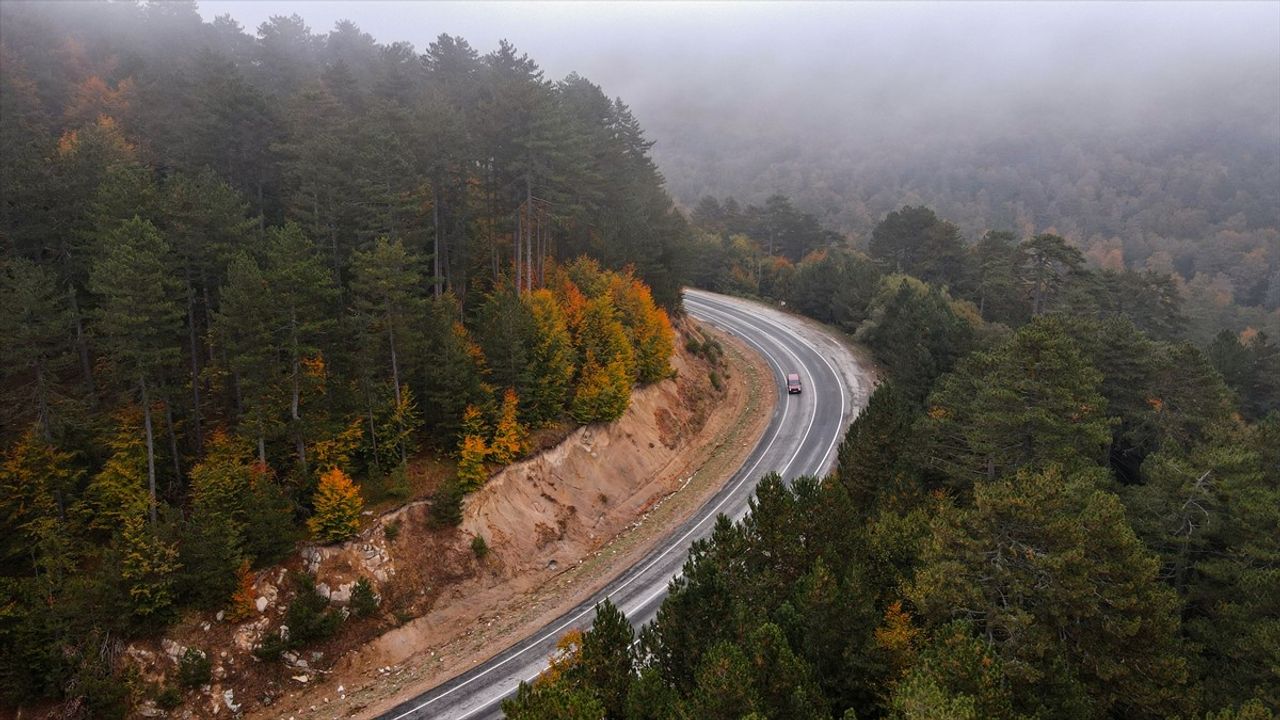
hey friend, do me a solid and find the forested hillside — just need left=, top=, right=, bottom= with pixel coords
left=653, top=100, right=1280, bottom=335
left=0, top=2, right=683, bottom=713
left=504, top=206, right=1280, bottom=719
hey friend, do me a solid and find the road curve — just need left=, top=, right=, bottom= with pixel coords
left=376, top=289, right=872, bottom=720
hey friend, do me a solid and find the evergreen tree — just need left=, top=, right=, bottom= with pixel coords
left=919, top=316, right=1110, bottom=488
left=908, top=466, right=1190, bottom=719
left=89, top=216, right=185, bottom=524
left=0, top=259, right=76, bottom=439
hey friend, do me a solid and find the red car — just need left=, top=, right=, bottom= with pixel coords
left=787, top=373, right=802, bottom=394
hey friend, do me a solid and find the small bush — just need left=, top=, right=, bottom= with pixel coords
left=350, top=578, right=378, bottom=618
left=429, top=479, right=464, bottom=528
left=384, top=520, right=400, bottom=543
left=156, top=685, right=182, bottom=709
left=471, top=535, right=489, bottom=559
left=177, top=648, right=211, bottom=689
left=385, top=463, right=411, bottom=500
left=709, top=371, right=723, bottom=392
left=284, top=573, right=341, bottom=646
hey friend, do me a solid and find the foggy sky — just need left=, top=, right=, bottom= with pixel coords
left=194, top=1, right=1274, bottom=129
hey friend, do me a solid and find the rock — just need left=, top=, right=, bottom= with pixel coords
left=292, top=674, right=309, bottom=683
left=282, top=651, right=299, bottom=664
left=201, top=621, right=211, bottom=632
left=316, top=582, right=331, bottom=599
left=330, top=582, right=352, bottom=604
left=213, top=664, right=227, bottom=680
left=255, top=596, right=269, bottom=613
left=223, top=688, right=241, bottom=713
left=216, top=610, right=225, bottom=622
left=295, top=658, right=309, bottom=669
left=279, top=625, right=290, bottom=641
left=337, top=684, right=345, bottom=699
left=138, top=700, right=163, bottom=717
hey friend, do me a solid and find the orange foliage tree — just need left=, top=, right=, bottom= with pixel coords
left=490, top=388, right=527, bottom=465
left=307, top=466, right=364, bottom=543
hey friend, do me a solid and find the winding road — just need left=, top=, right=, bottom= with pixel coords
left=377, top=289, right=872, bottom=720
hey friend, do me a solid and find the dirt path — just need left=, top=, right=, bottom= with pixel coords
left=247, top=321, right=775, bottom=720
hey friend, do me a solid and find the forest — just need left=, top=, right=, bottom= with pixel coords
left=650, top=89, right=1280, bottom=342
left=0, top=2, right=681, bottom=713
left=2, top=2, right=1278, bottom=719
left=503, top=204, right=1280, bottom=719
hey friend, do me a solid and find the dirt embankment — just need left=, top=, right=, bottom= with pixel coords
left=125, top=318, right=773, bottom=720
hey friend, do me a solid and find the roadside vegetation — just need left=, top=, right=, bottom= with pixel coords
left=505, top=206, right=1279, bottom=719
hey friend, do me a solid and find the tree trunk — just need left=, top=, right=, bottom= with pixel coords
left=165, top=397, right=181, bottom=484
left=432, top=185, right=442, bottom=298
left=69, top=288, right=96, bottom=403
left=35, top=361, right=51, bottom=441
left=290, top=310, right=307, bottom=474
left=185, top=271, right=204, bottom=453
left=141, top=377, right=158, bottom=525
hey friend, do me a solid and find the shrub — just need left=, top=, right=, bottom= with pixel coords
left=350, top=578, right=378, bottom=618
left=429, top=479, right=464, bottom=528
left=177, top=648, right=211, bottom=689
left=471, top=535, right=489, bottom=559
left=384, top=520, right=400, bottom=543
left=284, top=573, right=341, bottom=646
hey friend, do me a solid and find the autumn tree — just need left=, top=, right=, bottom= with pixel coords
left=89, top=216, right=184, bottom=524
left=307, top=466, right=363, bottom=543
left=490, top=388, right=527, bottom=464
left=456, top=405, right=491, bottom=490
left=524, top=288, right=576, bottom=424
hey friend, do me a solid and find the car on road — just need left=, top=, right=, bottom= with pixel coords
left=787, top=373, right=802, bottom=394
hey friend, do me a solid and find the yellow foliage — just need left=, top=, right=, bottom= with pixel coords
left=490, top=388, right=527, bottom=465
left=456, top=434, right=490, bottom=491
left=874, top=600, right=920, bottom=677
left=539, top=628, right=584, bottom=686
left=307, top=466, right=364, bottom=543
left=311, top=417, right=364, bottom=475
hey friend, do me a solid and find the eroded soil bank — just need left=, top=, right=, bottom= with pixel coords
left=123, top=318, right=774, bottom=720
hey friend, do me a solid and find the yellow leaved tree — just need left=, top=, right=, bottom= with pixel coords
left=307, top=466, right=363, bottom=543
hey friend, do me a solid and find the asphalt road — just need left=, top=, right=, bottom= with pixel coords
left=377, top=289, right=869, bottom=720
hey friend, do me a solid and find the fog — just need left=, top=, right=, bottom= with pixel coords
left=194, top=2, right=1279, bottom=132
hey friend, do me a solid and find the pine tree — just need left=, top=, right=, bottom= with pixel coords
left=214, top=251, right=280, bottom=463
left=307, top=466, right=363, bottom=543
left=260, top=222, right=338, bottom=473
left=908, top=466, right=1190, bottom=718
left=89, top=216, right=185, bottom=524
left=351, top=237, right=426, bottom=462
left=919, top=316, right=1110, bottom=489
left=0, top=259, right=76, bottom=439
left=580, top=599, right=636, bottom=719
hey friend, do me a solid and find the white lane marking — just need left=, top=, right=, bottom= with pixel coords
left=687, top=292, right=849, bottom=476
left=386, top=294, right=807, bottom=720
left=683, top=299, right=818, bottom=480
